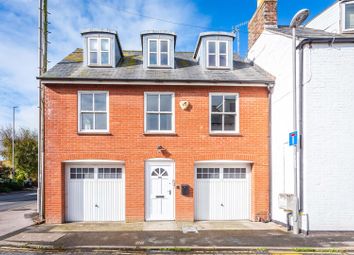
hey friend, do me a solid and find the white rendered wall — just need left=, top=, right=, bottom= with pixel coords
left=249, top=30, right=354, bottom=230
left=306, top=2, right=341, bottom=33
left=248, top=31, right=296, bottom=226
left=302, top=43, right=354, bottom=230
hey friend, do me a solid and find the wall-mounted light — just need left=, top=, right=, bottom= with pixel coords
left=179, top=100, right=190, bottom=110
left=157, top=145, right=166, bottom=153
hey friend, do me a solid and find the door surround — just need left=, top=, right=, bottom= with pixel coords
left=145, top=158, right=175, bottom=221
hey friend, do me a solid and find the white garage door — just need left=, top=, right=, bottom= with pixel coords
left=65, top=164, right=125, bottom=222
left=195, top=163, right=251, bottom=220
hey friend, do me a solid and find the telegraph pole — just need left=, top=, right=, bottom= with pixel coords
left=12, top=106, right=18, bottom=178
left=38, top=0, right=48, bottom=222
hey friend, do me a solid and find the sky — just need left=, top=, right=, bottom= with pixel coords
left=0, top=0, right=335, bottom=131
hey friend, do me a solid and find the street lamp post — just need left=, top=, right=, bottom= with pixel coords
left=289, top=9, right=309, bottom=235
left=12, top=106, right=18, bottom=178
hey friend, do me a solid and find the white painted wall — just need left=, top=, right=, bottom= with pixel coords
left=306, top=2, right=341, bottom=33
left=249, top=29, right=354, bottom=230
left=248, top=30, right=296, bottom=226
left=302, top=43, right=354, bottom=230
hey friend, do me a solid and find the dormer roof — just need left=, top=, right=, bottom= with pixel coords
left=81, top=29, right=124, bottom=59
left=140, top=30, right=177, bottom=49
left=193, top=32, right=235, bottom=59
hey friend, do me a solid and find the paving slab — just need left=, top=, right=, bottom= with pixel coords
left=48, top=221, right=282, bottom=233
left=6, top=233, right=65, bottom=243
left=0, top=191, right=37, bottom=238
left=1, top=223, right=354, bottom=252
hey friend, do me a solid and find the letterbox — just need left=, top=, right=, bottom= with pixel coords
left=181, top=184, right=189, bottom=196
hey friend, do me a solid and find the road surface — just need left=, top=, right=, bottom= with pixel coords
left=0, top=190, right=37, bottom=238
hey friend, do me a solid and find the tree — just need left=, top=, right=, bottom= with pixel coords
left=0, top=127, right=38, bottom=182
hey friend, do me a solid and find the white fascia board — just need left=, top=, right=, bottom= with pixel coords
left=41, top=80, right=270, bottom=87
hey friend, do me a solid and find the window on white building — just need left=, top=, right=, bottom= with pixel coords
left=345, top=3, right=354, bottom=31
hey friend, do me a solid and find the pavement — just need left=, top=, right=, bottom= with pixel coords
left=0, top=221, right=354, bottom=254
left=0, top=190, right=37, bottom=238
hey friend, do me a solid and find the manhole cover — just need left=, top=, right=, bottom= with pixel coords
left=181, top=226, right=198, bottom=234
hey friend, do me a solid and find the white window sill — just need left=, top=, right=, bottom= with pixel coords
left=144, top=132, right=176, bottom=136
left=209, top=132, right=241, bottom=136
left=87, top=64, right=112, bottom=68
left=147, top=65, right=173, bottom=69
left=342, top=29, right=354, bottom=33
left=206, top=66, right=232, bottom=70
left=78, top=131, right=111, bottom=135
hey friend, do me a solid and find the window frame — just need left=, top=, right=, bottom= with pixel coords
left=88, top=37, right=111, bottom=66
left=78, top=91, right=110, bottom=134
left=206, top=40, right=229, bottom=69
left=144, top=92, right=175, bottom=134
left=147, top=39, right=170, bottom=67
left=209, top=92, right=239, bottom=135
left=342, top=2, right=354, bottom=32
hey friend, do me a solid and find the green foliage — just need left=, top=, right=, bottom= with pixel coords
left=0, top=126, right=38, bottom=181
left=292, top=247, right=317, bottom=252
left=159, top=247, right=193, bottom=252
left=0, top=178, right=23, bottom=192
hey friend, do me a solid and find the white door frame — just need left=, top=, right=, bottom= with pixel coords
left=65, top=161, right=126, bottom=222
left=194, top=160, right=252, bottom=220
left=145, top=158, right=175, bottom=221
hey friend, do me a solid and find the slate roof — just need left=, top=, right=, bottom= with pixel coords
left=41, top=49, right=274, bottom=84
left=266, top=26, right=354, bottom=39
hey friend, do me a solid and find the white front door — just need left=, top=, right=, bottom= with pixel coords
left=145, top=160, right=175, bottom=221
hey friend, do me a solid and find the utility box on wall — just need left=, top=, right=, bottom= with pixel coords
left=278, top=193, right=296, bottom=211
left=181, top=184, right=190, bottom=196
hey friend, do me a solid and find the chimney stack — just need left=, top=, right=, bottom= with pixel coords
left=248, top=0, right=277, bottom=49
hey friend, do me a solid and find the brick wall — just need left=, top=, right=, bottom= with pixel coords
left=248, top=0, right=277, bottom=50
left=44, top=84, right=269, bottom=223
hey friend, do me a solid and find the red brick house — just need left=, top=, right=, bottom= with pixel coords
left=40, top=29, right=274, bottom=224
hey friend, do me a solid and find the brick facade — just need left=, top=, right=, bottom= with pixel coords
left=248, top=0, right=277, bottom=49
left=44, top=84, right=269, bottom=224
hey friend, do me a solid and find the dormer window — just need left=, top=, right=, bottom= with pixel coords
left=141, top=31, right=176, bottom=69
left=207, top=40, right=228, bottom=68
left=193, top=32, right=235, bottom=70
left=88, top=38, right=111, bottom=66
left=148, top=39, right=170, bottom=67
left=344, top=2, right=354, bottom=31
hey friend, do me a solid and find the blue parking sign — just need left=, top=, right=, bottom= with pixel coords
left=289, top=131, right=298, bottom=146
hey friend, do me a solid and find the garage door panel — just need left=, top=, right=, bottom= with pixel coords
left=66, top=180, right=84, bottom=221
left=222, top=179, right=250, bottom=220
left=96, top=179, right=124, bottom=221
left=195, top=180, right=223, bottom=220
left=66, top=165, right=125, bottom=222
left=195, top=165, right=251, bottom=221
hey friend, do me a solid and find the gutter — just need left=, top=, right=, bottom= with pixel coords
left=297, top=37, right=354, bottom=49
left=267, top=83, right=274, bottom=221
left=38, top=77, right=275, bottom=87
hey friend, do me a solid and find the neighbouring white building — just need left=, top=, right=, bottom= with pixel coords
left=248, top=0, right=354, bottom=231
